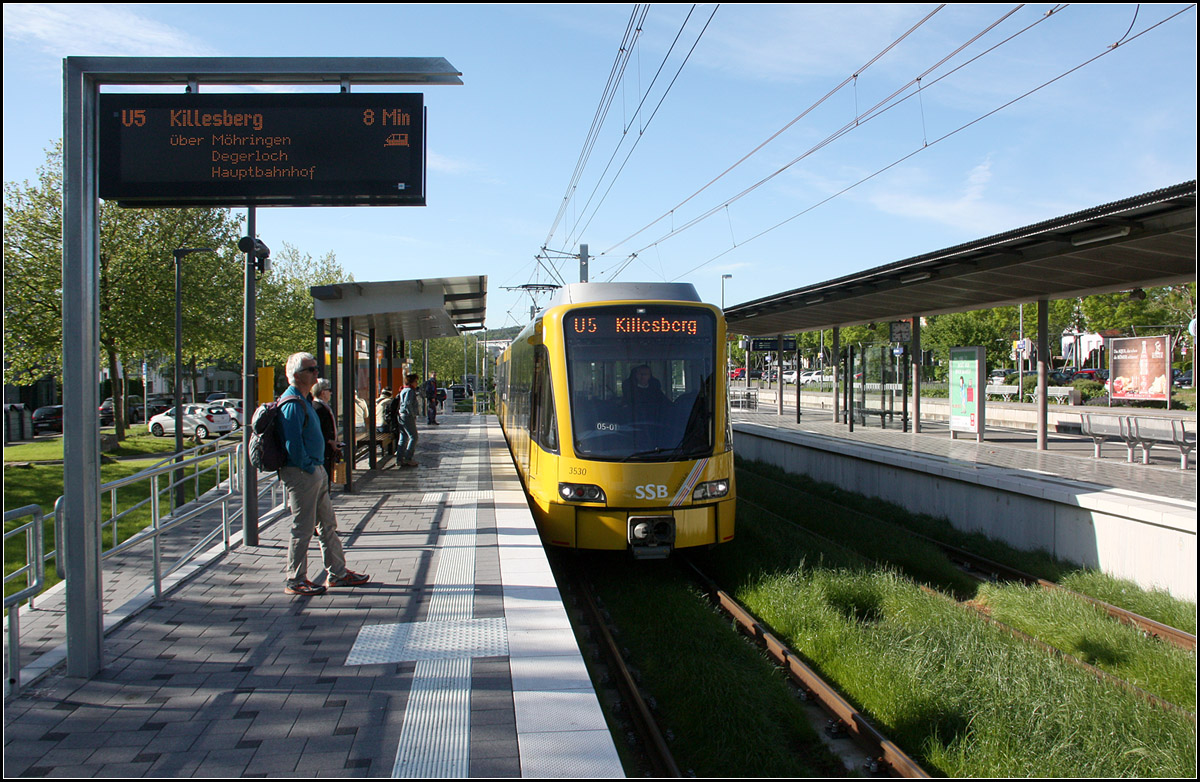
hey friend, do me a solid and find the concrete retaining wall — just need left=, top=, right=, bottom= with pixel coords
left=734, top=423, right=1197, bottom=600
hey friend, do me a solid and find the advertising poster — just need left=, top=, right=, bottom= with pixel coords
left=949, top=346, right=985, bottom=439
left=1109, top=336, right=1170, bottom=401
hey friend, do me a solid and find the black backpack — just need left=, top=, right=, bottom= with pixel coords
left=248, top=396, right=303, bottom=471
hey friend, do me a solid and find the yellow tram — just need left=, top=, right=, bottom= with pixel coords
left=497, top=282, right=735, bottom=558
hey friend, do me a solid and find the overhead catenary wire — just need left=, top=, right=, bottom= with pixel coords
left=613, top=3, right=1031, bottom=268
left=667, top=4, right=1193, bottom=283
left=543, top=4, right=650, bottom=250
left=598, top=4, right=950, bottom=262
left=560, top=5, right=719, bottom=258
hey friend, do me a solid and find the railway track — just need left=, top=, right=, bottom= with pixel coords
left=735, top=466, right=1196, bottom=720
left=934, top=536, right=1195, bottom=651
left=679, top=556, right=930, bottom=778
left=558, top=561, right=682, bottom=777
left=737, top=464, right=1196, bottom=651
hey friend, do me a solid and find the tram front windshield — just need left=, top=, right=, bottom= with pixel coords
left=564, top=305, right=717, bottom=461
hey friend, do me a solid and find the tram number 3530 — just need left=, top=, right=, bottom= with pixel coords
left=634, top=484, right=670, bottom=500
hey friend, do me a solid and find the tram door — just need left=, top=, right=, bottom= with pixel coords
left=529, top=348, right=558, bottom=484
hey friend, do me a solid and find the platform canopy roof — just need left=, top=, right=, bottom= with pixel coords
left=725, top=181, right=1196, bottom=336
left=310, top=275, right=486, bottom=343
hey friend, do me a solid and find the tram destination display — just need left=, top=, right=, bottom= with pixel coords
left=99, top=93, right=425, bottom=206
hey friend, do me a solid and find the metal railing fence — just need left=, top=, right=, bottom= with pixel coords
left=4, top=433, right=284, bottom=695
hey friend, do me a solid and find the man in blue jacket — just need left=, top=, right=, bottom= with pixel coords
left=278, top=352, right=370, bottom=596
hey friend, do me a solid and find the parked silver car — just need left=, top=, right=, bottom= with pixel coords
left=212, top=398, right=244, bottom=428
left=148, top=404, right=234, bottom=440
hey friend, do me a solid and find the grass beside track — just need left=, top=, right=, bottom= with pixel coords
left=691, top=487, right=1197, bottom=777
left=558, top=550, right=848, bottom=778
left=972, top=581, right=1197, bottom=707
left=1057, top=569, right=1197, bottom=636
left=735, top=458, right=1197, bottom=630
left=733, top=460, right=1196, bottom=709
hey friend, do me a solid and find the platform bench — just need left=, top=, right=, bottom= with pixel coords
left=1026, top=387, right=1081, bottom=405
left=1080, top=413, right=1136, bottom=462
left=1131, top=417, right=1194, bottom=470
left=354, top=430, right=394, bottom=461
left=852, top=407, right=890, bottom=428
left=1081, top=414, right=1194, bottom=469
left=985, top=384, right=1020, bottom=402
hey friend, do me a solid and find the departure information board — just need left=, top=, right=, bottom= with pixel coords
left=99, top=93, right=425, bottom=206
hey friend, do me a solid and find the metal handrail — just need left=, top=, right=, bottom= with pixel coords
left=3, top=506, right=45, bottom=609
left=51, top=432, right=242, bottom=578
left=4, top=504, right=45, bottom=694
left=6, top=438, right=285, bottom=695
left=100, top=431, right=241, bottom=562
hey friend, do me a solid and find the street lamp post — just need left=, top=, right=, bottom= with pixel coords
left=238, top=230, right=271, bottom=546
left=173, top=247, right=215, bottom=509
left=721, top=273, right=733, bottom=379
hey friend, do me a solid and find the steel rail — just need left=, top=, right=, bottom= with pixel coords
left=737, top=465, right=1196, bottom=651
left=917, top=586, right=1195, bottom=722
left=736, top=469, right=1196, bottom=721
left=681, top=558, right=929, bottom=778
left=569, top=570, right=682, bottom=777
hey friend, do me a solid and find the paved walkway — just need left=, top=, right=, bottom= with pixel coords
left=734, top=403, right=1196, bottom=503
left=4, top=414, right=621, bottom=778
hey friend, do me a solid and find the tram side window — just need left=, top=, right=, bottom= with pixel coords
left=531, top=348, right=558, bottom=452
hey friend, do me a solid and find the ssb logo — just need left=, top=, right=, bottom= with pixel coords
left=634, top=484, right=669, bottom=500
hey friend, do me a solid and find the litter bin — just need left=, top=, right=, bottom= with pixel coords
left=4, top=403, right=33, bottom=443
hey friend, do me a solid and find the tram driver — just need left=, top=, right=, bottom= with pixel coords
left=624, top=364, right=669, bottom=422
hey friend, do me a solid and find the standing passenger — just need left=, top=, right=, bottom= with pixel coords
left=278, top=352, right=370, bottom=596
left=375, top=387, right=395, bottom=456
left=311, top=378, right=340, bottom=487
left=423, top=371, right=440, bottom=425
left=397, top=373, right=421, bottom=467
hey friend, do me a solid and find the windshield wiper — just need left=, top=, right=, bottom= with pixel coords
left=619, top=444, right=708, bottom=462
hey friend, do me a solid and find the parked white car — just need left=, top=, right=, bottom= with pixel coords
left=148, top=404, right=235, bottom=440
left=782, top=370, right=798, bottom=384
left=213, top=398, right=244, bottom=428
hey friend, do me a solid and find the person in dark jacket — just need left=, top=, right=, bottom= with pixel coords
left=423, top=371, right=440, bottom=425
left=624, top=364, right=668, bottom=422
left=311, top=378, right=340, bottom=485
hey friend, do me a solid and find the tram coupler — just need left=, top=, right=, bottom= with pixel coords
left=628, top=516, right=675, bottom=560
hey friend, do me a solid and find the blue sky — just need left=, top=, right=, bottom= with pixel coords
left=4, top=3, right=1196, bottom=330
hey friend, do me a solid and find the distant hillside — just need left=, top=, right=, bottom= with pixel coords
left=482, top=324, right=524, bottom=340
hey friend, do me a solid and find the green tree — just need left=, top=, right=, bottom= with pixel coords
left=409, top=334, right=481, bottom=387
left=255, top=242, right=353, bottom=388
left=3, top=147, right=63, bottom=387
left=4, top=142, right=244, bottom=439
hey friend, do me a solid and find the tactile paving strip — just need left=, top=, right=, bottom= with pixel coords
left=352, top=435, right=508, bottom=777
left=346, top=617, right=508, bottom=664
left=393, top=657, right=471, bottom=778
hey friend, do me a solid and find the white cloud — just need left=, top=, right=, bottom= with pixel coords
left=426, top=151, right=477, bottom=176
left=3, top=4, right=219, bottom=57
left=696, top=4, right=927, bottom=84
left=867, top=159, right=1035, bottom=234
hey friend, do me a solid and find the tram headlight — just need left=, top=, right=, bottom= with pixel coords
left=692, top=479, right=730, bottom=502
left=558, top=483, right=607, bottom=503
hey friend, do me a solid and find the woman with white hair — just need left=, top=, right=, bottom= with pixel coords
left=311, top=377, right=340, bottom=484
